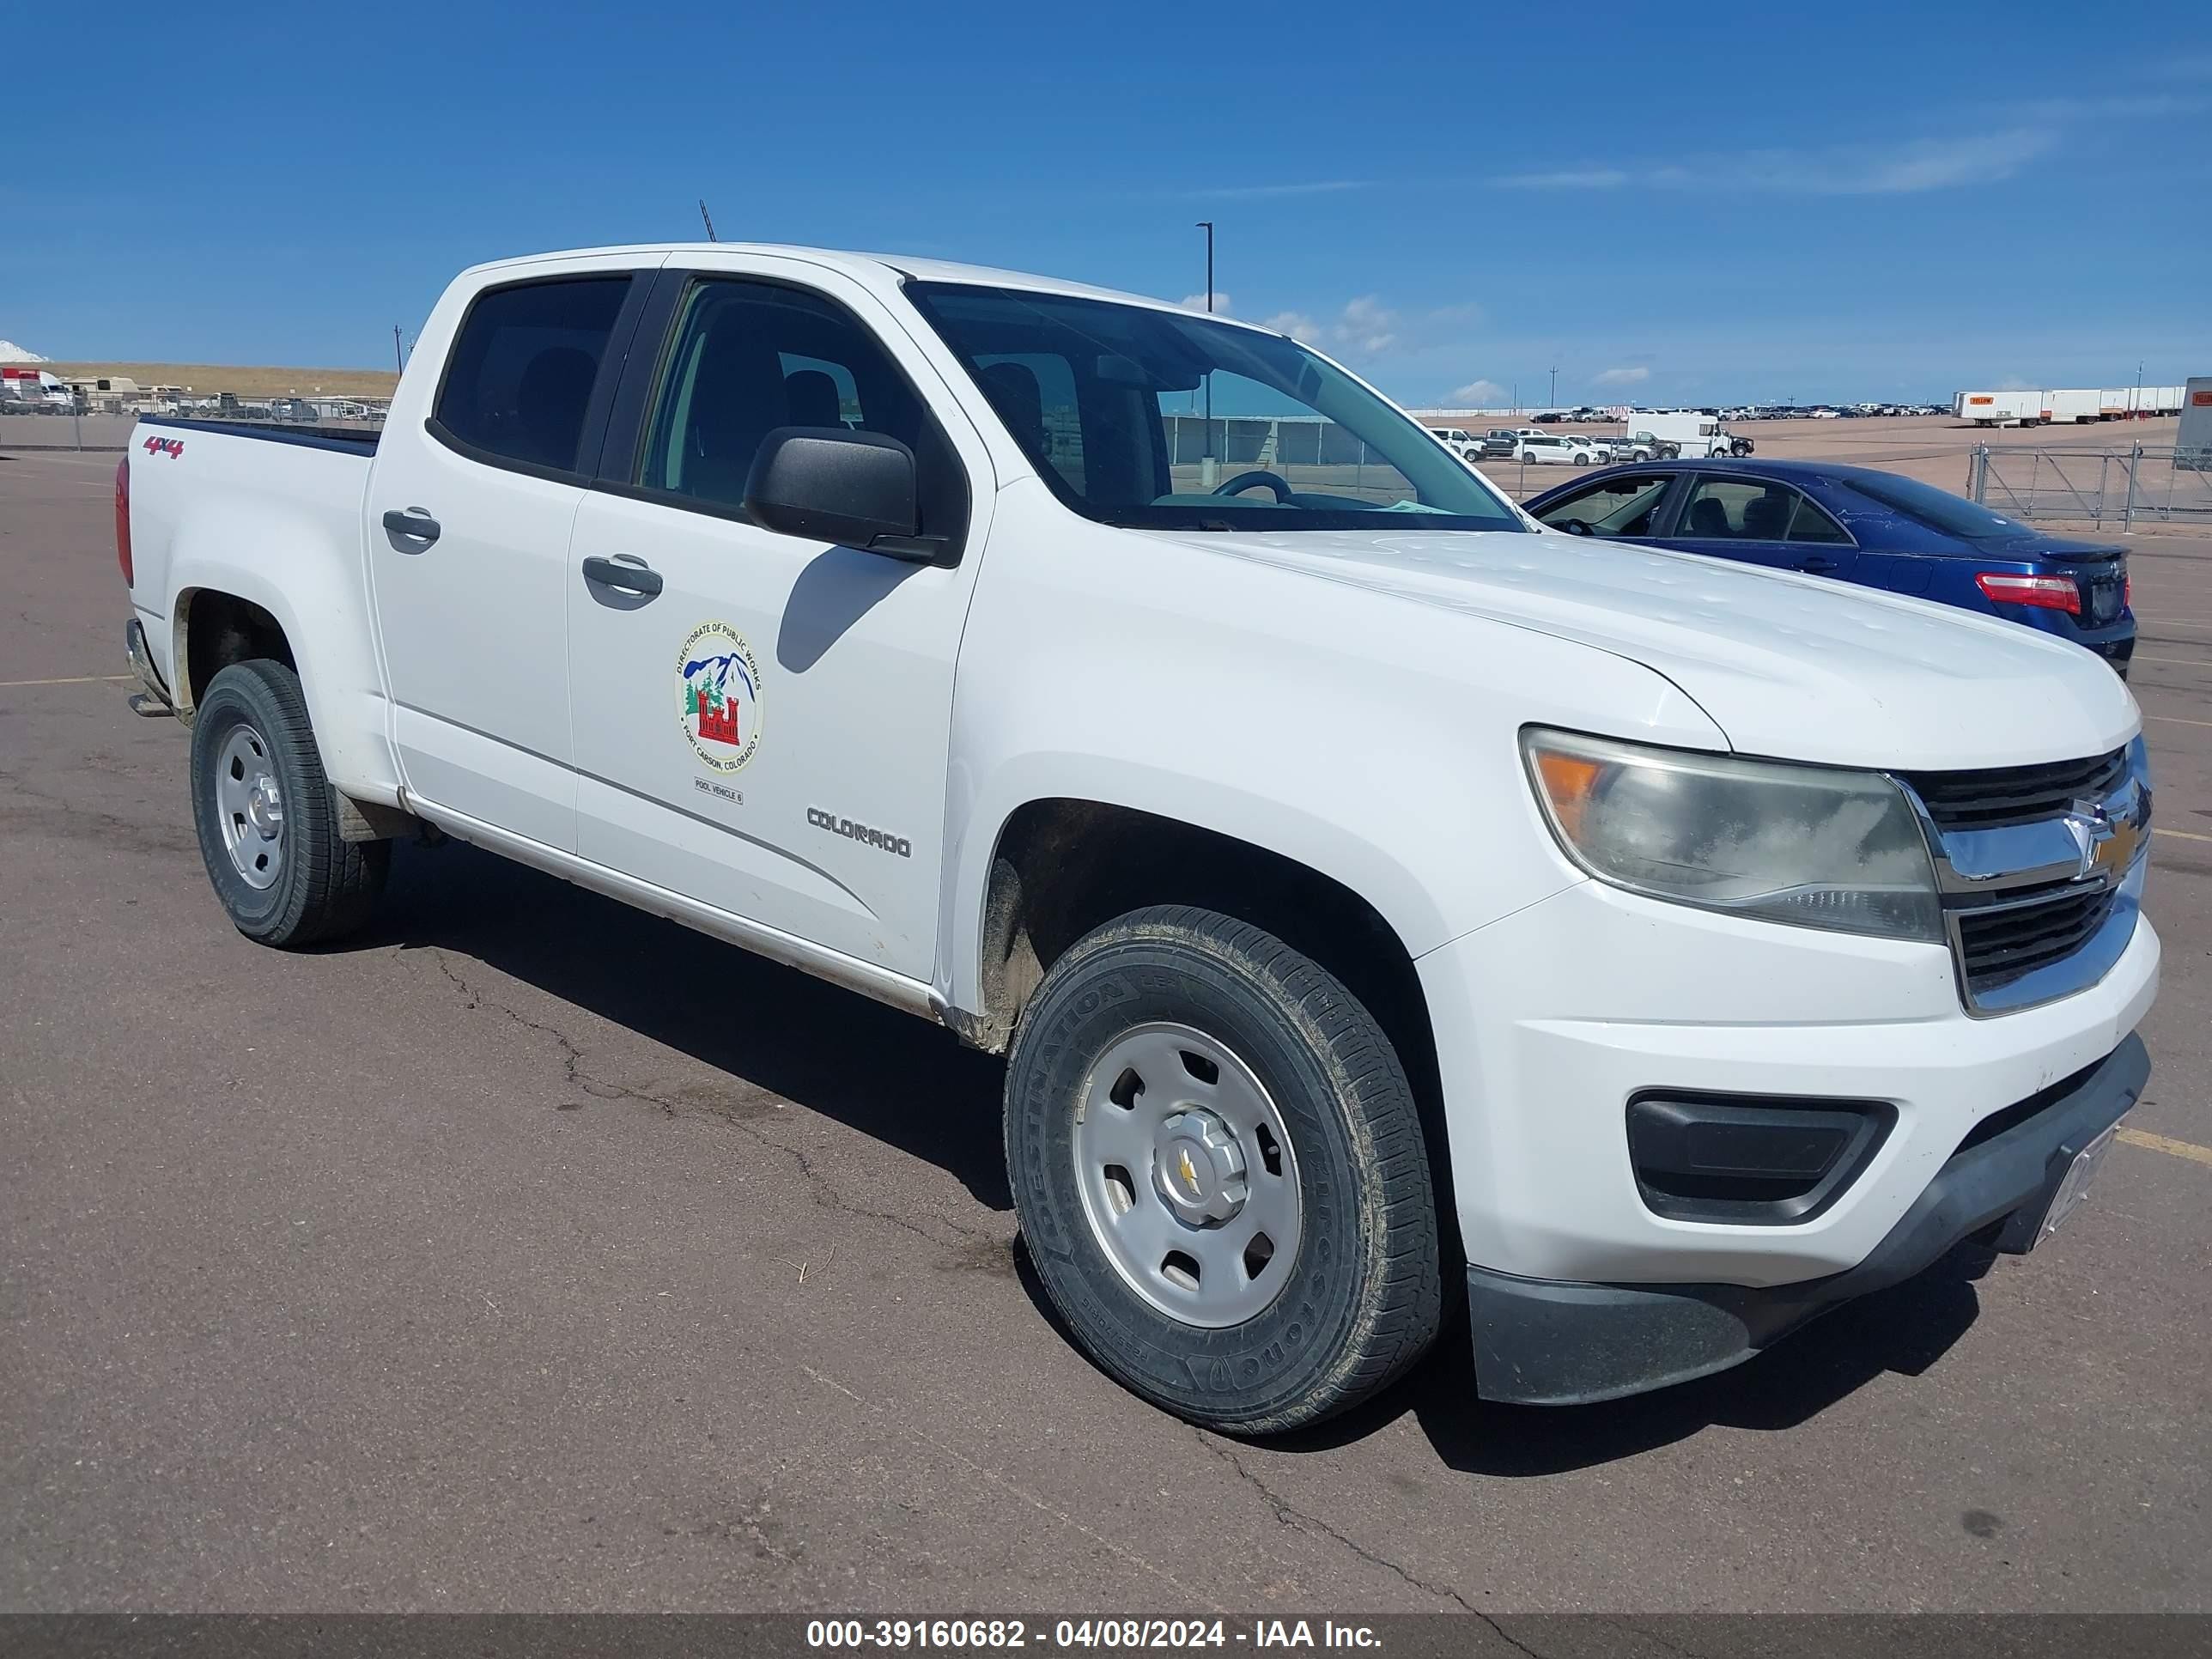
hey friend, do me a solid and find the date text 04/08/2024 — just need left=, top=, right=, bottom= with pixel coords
left=805, top=1620, right=1382, bottom=1650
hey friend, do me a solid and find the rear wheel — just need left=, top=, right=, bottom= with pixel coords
left=1005, top=906, right=1443, bottom=1436
left=190, top=659, right=388, bottom=946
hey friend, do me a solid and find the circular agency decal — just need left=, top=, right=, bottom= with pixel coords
left=676, top=621, right=763, bottom=774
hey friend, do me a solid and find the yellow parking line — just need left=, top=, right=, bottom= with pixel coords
left=0, top=673, right=131, bottom=688
left=2154, top=828, right=2212, bottom=844
left=2118, top=1127, right=2212, bottom=1168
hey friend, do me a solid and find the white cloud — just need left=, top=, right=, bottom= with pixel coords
left=1262, top=296, right=1399, bottom=358
left=1180, top=291, right=1232, bottom=314
left=1593, top=366, right=1650, bottom=386
left=1450, top=379, right=1509, bottom=404
left=1494, top=131, right=2056, bottom=195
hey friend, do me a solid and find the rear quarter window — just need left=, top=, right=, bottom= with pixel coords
left=433, top=276, right=632, bottom=475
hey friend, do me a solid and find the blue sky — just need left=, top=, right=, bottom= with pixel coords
left=7, top=2, right=2209, bottom=406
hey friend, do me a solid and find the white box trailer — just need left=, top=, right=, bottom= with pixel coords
left=2100, top=386, right=2187, bottom=417
left=2178, top=378, right=2212, bottom=467
left=2041, top=388, right=2101, bottom=424
left=1955, top=389, right=2042, bottom=427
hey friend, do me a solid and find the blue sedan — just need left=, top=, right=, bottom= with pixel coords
left=1523, top=459, right=2135, bottom=675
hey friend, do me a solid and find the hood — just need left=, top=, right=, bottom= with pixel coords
left=1147, top=526, right=2138, bottom=770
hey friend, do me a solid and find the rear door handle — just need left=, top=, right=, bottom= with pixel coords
left=581, top=553, right=664, bottom=598
left=381, top=507, right=441, bottom=549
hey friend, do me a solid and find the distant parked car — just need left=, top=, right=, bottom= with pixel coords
left=1480, top=428, right=1521, bottom=457
left=1524, top=459, right=2136, bottom=674
left=1515, top=434, right=1606, bottom=466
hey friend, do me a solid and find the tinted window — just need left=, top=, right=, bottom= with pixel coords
left=638, top=279, right=955, bottom=532
left=1845, top=471, right=2027, bottom=539
left=1535, top=474, right=1671, bottom=536
left=1783, top=492, right=1850, bottom=544
left=908, top=283, right=1522, bottom=534
left=434, top=276, right=630, bottom=472
left=1680, top=477, right=1850, bottom=543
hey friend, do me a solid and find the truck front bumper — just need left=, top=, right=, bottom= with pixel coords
left=1417, top=876, right=2160, bottom=1404
left=1463, top=1033, right=2148, bottom=1404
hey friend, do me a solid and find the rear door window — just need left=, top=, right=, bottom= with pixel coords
left=433, top=276, right=633, bottom=474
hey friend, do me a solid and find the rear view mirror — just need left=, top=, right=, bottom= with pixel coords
left=745, top=428, right=942, bottom=561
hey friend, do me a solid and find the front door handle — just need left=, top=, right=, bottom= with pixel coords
left=381, top=507, right=441, bottom=549
left=1798, top=555, right=1840, bottom=574
left=581, top=553, right=664, bottom=599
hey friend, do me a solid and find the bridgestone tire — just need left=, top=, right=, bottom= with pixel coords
left=190, top=659, right=388, bottom=947
left=1005, top=905, right=1443, bottom=1436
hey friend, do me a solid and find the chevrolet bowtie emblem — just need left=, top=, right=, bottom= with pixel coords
left=2065, top=797, right=2142, bottom=884
left=2092, top=811, right=2142, bottom=880
left=1179, top=1149, right=1200, bottom=1194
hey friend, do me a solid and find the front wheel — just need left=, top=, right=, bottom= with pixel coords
left=190, top=659, right=388, bottom=946
left=1005, top=906, right=1443, bottom=1436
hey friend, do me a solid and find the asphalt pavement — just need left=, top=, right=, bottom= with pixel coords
left=3, top=446, right=2208, bottom=1614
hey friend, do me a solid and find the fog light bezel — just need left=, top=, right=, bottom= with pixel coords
left=1626, top=1091, right=1897, bottom=1225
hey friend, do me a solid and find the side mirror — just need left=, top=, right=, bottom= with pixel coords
left=744, top=427, right=940, bottom=561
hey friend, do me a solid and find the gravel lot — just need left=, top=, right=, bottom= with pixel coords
left=3, top=443, right=2208, bottom=1614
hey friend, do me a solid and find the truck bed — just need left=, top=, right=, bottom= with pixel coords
left=138, top=416, right=381, bottom=454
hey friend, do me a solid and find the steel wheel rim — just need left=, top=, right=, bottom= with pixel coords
left=1072, top=1020, right=1303, bottom=1329
left=213, top=723, right=284, bottom=890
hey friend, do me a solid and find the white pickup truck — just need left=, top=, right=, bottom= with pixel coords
left=117, top=243, right=2156, bottom=1436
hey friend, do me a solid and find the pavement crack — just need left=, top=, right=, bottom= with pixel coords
left=422, top=948, right=988, bottom=1256
left=1197, top=1432, right=1502, bottom=1620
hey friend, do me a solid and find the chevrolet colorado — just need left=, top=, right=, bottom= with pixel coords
left=117, top=243, right=2156, bottom=1434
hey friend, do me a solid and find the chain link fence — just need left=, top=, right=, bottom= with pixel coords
left=1967, top=443, right=2212, bottom=530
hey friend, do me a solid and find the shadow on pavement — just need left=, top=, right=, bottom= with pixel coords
left=368, top=838, right=1014, bottom=1212
left=368, top=840, right=1990, bottom=1474
left=1287, top=1242, right=1992, bottom=1472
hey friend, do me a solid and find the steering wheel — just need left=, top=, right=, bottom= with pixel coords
left=1558, top=518, right=1595, bottom=537
left=1212, top=469, right=1293, bottom=501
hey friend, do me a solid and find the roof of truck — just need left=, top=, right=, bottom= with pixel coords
left=462, top=243, right=1279, bottom=333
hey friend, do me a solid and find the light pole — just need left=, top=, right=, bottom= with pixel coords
left=1548, top=365, right=1558, bottom=411
left=1196, top=221, right=1217, bottom=486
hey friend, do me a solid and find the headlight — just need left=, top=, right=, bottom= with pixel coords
left=1522, top=728, right=1942, bottom=942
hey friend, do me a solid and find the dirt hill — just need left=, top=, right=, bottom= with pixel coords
left=42, top=362, right=399, bottom=398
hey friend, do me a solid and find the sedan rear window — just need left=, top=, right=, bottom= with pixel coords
left=1846, top=471, right=2027, bottom=540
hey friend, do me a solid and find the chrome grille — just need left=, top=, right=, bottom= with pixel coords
left=1899, top=742, right=2148, bottom=1015
left=1905, top=747, right=2128, bottom=830
left=1953, top=882, right=2120, bottom=994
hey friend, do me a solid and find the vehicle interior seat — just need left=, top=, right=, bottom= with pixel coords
left=980, top=362, right=1048, bottom=459
left=512, top=346, right=599, bottom=471
left=783, top=368, right=845, bottom=429
left=1686, top=495, right=1735, bottom=537
left=1741, top=492, right=1793, bottom=538
left=675, top=321, right=788, bottom=504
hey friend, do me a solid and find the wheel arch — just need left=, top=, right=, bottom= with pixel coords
left=164, top=533, right=401, bottom=807
left=947, top=793, right=1454, bottom=1236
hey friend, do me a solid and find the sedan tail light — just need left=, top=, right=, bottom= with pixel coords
left=1974, top=571, right=2078, bottom=613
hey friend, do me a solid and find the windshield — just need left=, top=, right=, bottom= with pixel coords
left=1844, top=471, right=2027, bottom=539
left=905, top=283, right=1524, bottom=534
